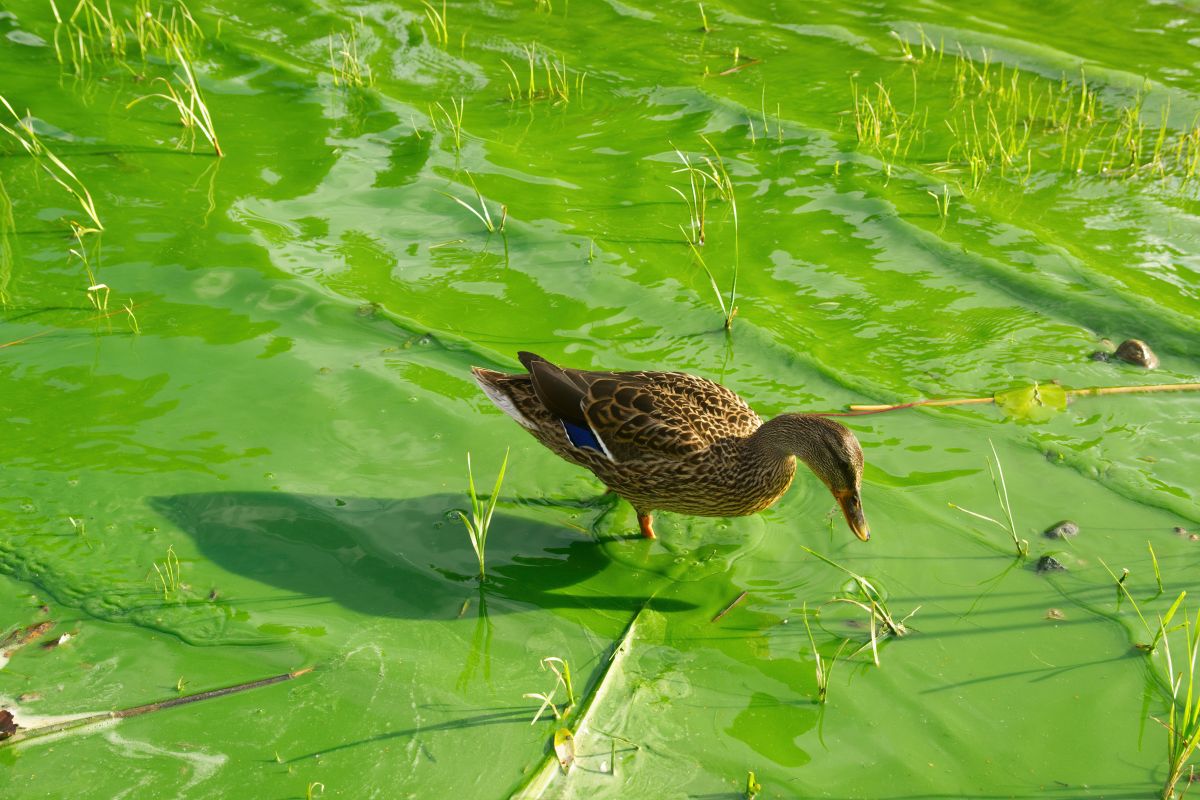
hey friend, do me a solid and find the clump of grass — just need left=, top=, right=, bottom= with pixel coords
left=855, top=45, right=1200, bottom=192
left=850, top=78, right=922, bottom=172
left=51, top=0, right=204, bottom=73
left=457, top=448, right=509, bottom=581
left=799, top=544, right=917, bottom=666
left=152, top=544, right=182, bottom=600
left=1160, top=606, right=1200, bottom=799
left=1092, top=548, right=1198, bottom=798
left=671, top=136, right=740, bottom=329
left=750, top=88, right=783, bottom=145
left=127, top=0, right=204, bottom=62
left=1100, top=559, right=1184, bottom=653
left=501, top=44, right=585, bottom=105
left=441, top=172, right=506, bottom=234
left=126, top=35, right=223, bottom=156
left=329, top=21, right=374, bottom=88
left=431, top=97, right=465, bottom=152
left=523, top=655, right=576, bottom=724
left=0, top=96, right=104, bottom=230
left=126, top=0, right=204, bottom=60
left=52, top=0, right=126, bottom=68
left=888, top=26, right=936, bottom=64
left=422, top=0, right=448, bottom=48
left=949, top=440, right=1029, bottom=558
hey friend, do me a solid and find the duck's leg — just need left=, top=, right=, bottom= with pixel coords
left=637, top=512, right=656, bottom=540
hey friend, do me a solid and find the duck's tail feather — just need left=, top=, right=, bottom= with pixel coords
left=471, top=367, right=536, bottom=429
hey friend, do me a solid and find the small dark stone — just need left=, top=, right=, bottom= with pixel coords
left=1036, top=555, right=1067, bottom=573
left=1044, top=520, right=1080, bottom=539
left=1173, top=526, right=1188, bottom=536
left=1089, top=350, right=1111, bottom=362
left=1114, top=338, right=1158, bottom=368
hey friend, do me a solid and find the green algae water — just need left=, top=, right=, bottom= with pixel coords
left=2, top=0, right=1199, bottom=796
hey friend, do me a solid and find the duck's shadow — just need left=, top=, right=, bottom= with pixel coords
left=148, top=491, right=696, bottom=618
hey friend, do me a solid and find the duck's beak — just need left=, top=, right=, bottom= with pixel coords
left=836, top=489, right=870, bottom=542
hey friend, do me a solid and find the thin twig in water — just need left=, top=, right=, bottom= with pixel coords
left=1, top=667, right=315, bottom=746
left=711, top=590, right=748, bottom=623
left=845, top=383, right=1200, bottom=413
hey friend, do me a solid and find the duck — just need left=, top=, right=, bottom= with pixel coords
left=471, top=352, right=869, bottom=542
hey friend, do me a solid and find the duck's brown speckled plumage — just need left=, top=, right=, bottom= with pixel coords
left=472, top=352, right=869, bottom=541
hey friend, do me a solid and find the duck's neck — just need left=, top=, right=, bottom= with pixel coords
left=745, top=413, right=832, bottom=473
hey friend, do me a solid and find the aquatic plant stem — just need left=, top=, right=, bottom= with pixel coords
left=841, top=382, right=1200, bottom=414
left=1, top=667, right=314, bottom=747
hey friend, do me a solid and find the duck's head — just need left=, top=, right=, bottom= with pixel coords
left=758, top=414, right=869, bottom=541
left=805, top=417, right=869, bottom=542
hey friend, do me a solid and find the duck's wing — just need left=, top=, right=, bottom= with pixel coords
left=520, top=351, right=761, bottom=463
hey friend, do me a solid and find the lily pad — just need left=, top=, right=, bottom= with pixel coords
left=994, top=383, right=1067, bottom=422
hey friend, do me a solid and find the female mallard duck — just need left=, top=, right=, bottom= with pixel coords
left=471, top=352, right=869, bottom=542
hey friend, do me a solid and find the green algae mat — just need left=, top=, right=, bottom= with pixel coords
left=2, top=1, right=1200, bottom=797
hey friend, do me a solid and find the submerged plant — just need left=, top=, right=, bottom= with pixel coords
left=457, top=448, right=509, bottom=580
left=928, top=183, right=951, bottom=225
left=1160, top=606, right=1200, bottom=799
left=0, top=176, right=14, bottom=307
left=802, top=601, right=846, bottom=703
left=949, top=440, right=1028, bottom=558
left=0, top=96, right=104, bottom=230
left=124, top=299, right=141, bottom=334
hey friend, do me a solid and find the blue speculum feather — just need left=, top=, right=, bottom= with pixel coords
left=560, top=419, right=604, bottom=453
